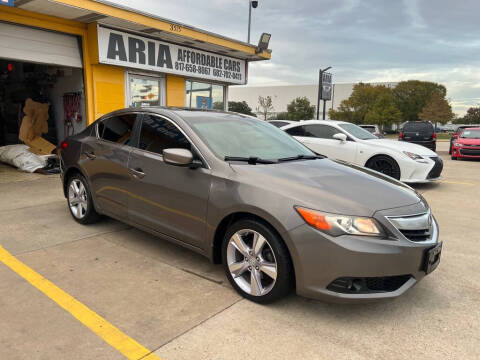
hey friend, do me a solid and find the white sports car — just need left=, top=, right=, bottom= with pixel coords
left=280, top=120, right=443, bottom=183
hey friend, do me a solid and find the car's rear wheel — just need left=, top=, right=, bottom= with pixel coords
left=365, top=155, right=401, bottom=180
left=67, top=174, right=100, bottom=224
left=222, top=219, right=293, bottom=303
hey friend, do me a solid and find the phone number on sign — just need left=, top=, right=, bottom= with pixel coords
left=175, top=62, right=242, bottom=81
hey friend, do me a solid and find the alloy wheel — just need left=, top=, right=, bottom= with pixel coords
left=68, top=179, right=88, bottom=219
left=226, top=229, right=278, bottom=296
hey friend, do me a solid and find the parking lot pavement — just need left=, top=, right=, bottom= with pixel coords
left=0, top=140, right=479, bottom=359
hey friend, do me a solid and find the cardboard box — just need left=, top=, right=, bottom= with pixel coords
left=27, top=136, right=56, bottom=155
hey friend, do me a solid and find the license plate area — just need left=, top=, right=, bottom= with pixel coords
left=423, top=242, right=442, bottom=274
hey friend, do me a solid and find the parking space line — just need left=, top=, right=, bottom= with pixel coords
left=439, top=180, right=475, bottom=185
left=0, top=246, right=161, bottom=360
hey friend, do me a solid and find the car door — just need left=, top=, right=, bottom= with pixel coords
left=80, top=113, right=138, bottom=220
left=127, top=113, right=212, bottom=249
left=287, top=124, right=357, bottom=163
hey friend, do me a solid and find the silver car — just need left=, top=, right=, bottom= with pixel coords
left=60, top=108, right=441, bottom=303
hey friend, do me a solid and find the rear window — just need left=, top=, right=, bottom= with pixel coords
left=361, top=126, right=376, bottom=133
left=403, top=122, right=434, bottom=133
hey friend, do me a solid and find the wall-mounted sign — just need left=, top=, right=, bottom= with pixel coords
left=98, top=26, right=246, bottom=85
left=321, top=72, right=332, bottom=100
left=0, top=0, right=14, bottom=7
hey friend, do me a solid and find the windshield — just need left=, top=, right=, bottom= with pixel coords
left=188, top=115, right=315, bottom=160
left=339, top=123, right=377, bottom=140
left=460, top=129, right=480, bottom=139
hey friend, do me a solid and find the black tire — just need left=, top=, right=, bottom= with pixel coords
left=365, top=155, right=401, bottom=180
left=449, top=143, right=452, bottom=155
left=222, top=218, right=294, bottom=303
left=66, top=173, right=101, bottom=225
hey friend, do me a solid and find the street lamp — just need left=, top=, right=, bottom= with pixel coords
left=316, top=66, right=332, bottom=120
left=248, top=0, right=259, bottom=43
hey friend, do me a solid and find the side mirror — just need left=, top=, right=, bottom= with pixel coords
left=163, top=148, right=197, bottom=167
left=333, top=133, right=347, bottom=142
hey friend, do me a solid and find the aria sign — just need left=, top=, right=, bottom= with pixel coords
left=321, top=72, right=332, bottom=101
left=98, top=26, right=246, bottom=85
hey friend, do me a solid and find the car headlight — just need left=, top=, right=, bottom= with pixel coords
left=295, top=207, right=384, bottom=237
left=453, top=142, right=463, bottom=147
left=403, top=151, right=424, bottom=160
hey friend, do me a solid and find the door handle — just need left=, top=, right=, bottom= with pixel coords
left=83, top=151, right=96, bottom=160
left=130, top=168, right=145, bottom=179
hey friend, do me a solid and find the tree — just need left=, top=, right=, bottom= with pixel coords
left=329, top=83, right=395, bottom=125
left=392, top=80, right=446, bottom=122
left=227, top=101, right=255, bottom=116
left=285, top=97, right=316, bottom=121
left=256, top=96, right=274, bottom=120
left=461, top=107, right=480, bottom=124
left=418, top=93, right=454, bottom=129
left=365, top=93, right=403, bottom=130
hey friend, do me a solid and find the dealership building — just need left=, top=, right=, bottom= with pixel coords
left=0, top=0, right=270, bottom=147
left=229, top=82, right=397, bottom=119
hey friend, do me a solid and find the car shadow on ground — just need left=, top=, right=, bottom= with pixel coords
left=110, top=225, right=444, bottom=320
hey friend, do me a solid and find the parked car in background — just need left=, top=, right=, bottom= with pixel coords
left=399, top=121, right=436, bottom=152
left=359, top=124, right=384, bottom=138
left=281, top=120, right=443, bottom=183
left=60, top=108, right=441, bottom=303
left=449, top=124, right=480, bottom=154
left=268, top=120, right=294, bottom=128
left=451, top=127, right=480, bottom=160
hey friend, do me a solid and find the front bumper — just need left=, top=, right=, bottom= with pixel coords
left=401, top=156, right=443, bottom=183
left=287, top=203, right=440, bottom=302
left=452, top=145, right=480, bottom=158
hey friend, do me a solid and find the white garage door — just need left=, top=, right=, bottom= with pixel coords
left=0, top=22, right=83, bottom=68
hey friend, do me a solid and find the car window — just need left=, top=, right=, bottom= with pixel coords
left=403, top=122, right=434, bottom=134
left=339, top=123, right=377, bottom=140
left=285, top=125, right=306, bottom=136
left=137, top=115, right=191, bottom=155
left=269, top=121, right=289, bottom=128
left=362, top=126, right=376, bottom=133
left=98, top=114, right=136, bottom=145
left=302, top=125, right=340, bottom=139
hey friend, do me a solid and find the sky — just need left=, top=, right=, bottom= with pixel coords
left=110, top=0, right=480, bottom=115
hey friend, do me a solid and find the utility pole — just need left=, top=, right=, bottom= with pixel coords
left=247, top=1, right=259, bottom=43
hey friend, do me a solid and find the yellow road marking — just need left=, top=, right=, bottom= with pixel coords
left=0, top=246, right=161, bottom=360
left=439, top=180, right=475, bottom=185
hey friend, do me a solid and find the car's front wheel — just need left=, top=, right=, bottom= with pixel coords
left=67, top=174, right=100, bottom=224
left=365, top=155, right=401, bottom=180
left=222, top=219, right=293, bottom=303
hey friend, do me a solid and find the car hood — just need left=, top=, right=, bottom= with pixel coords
left=456, top=138, right=480, bottom=145
left=362, top=139, right=437, bottom=156
left=230, top=158, right=422, bottom=217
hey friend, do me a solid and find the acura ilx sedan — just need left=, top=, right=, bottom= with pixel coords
left=59, top=108, right=441, bottom=303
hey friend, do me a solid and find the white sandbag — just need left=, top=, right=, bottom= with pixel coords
left=0, top=144, right=47, bottom=173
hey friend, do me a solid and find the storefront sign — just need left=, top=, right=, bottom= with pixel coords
left=98, top=26, right=246, bottom=85
left=0, top=0, right=14, bottom=7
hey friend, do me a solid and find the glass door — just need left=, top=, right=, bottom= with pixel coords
left=127, top=73, right=165, bottom=108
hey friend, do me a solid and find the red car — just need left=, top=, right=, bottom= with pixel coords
left=451, top=127, right=480, bottom=160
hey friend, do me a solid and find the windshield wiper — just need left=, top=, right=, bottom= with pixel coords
left=277, top=154, right=323, bottom=162
left=224, top=156, right=277, bottom=164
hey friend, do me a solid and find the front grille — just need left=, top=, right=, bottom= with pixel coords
left=460, top=149, right=480, bottom=156
left=399, top=229, right=430, bottom=242
left=427, top=156, right=443, bottom=179
left=327, top=275, right=411, bottom=294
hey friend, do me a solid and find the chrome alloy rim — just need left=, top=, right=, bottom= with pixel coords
left=227, top=229, right=277, bottom=296
left=68, top=179, right=88, bottom=219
